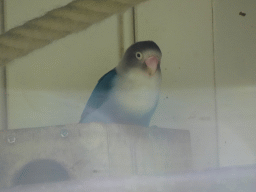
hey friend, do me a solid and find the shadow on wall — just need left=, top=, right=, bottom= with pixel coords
left=13, top=159, right=70, bottom=186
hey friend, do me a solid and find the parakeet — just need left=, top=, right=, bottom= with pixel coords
left=79, top=41, right=162, bottom=127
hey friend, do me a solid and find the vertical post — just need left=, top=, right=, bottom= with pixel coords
left=0, top=0, right=3, bottom=32
left=211, top=0, right=219, bottom=168
left=0, top=0, right=7, bottom=131
left=132, top=7, right=137, bottom=43
left=118, top=13, right=124, bottom=60
left=121, top=7, right=136, bottom=53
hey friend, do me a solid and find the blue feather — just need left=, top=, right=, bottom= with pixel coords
left=79, top=68, right=117, bottom=123
left=79, top=41, right=162, bottom=127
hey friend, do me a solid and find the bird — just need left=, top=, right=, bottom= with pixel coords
left=79, top=41, right=162, bottom=127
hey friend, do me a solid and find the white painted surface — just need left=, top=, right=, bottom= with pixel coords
left=136, top=0, right=217, bottom=170
left=213, top=0, right=256, bottom=167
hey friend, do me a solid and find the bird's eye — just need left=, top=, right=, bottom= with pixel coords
left=135, top=52, right=142, bottom=60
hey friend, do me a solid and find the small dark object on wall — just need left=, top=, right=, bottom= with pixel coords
left=239, top=12, right=246, bottom=16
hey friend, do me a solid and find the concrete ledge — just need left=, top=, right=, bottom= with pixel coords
left=0, top=123, right=192, bottom=188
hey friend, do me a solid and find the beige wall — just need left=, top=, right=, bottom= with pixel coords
left=1, top=0, right=255, bottom=171
left=6, top=15, right=119, bottom=128
left=213, top=0, right=256, bottom=167
left=6, top=0, right=120, bottom=128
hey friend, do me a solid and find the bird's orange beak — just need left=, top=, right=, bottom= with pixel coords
left=145, top=56, right=160, bottom=76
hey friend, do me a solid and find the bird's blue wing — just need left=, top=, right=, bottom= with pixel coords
left=79, top=68, right=117, bottom=123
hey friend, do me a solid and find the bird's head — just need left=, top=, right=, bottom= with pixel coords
left=117, top=41, right=162, bottom=77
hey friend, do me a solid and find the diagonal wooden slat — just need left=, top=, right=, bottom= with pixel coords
left=0, top=0, right=147, bottom=66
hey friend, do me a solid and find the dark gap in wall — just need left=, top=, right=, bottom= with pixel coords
left=13, top=159, right=70, bottom=186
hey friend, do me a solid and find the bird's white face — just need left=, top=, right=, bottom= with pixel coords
left=113, top=41, right=162, bottom=117
left=116, top=41, right=162, bottom=78
left=136, top=49, right=162, bottom=77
